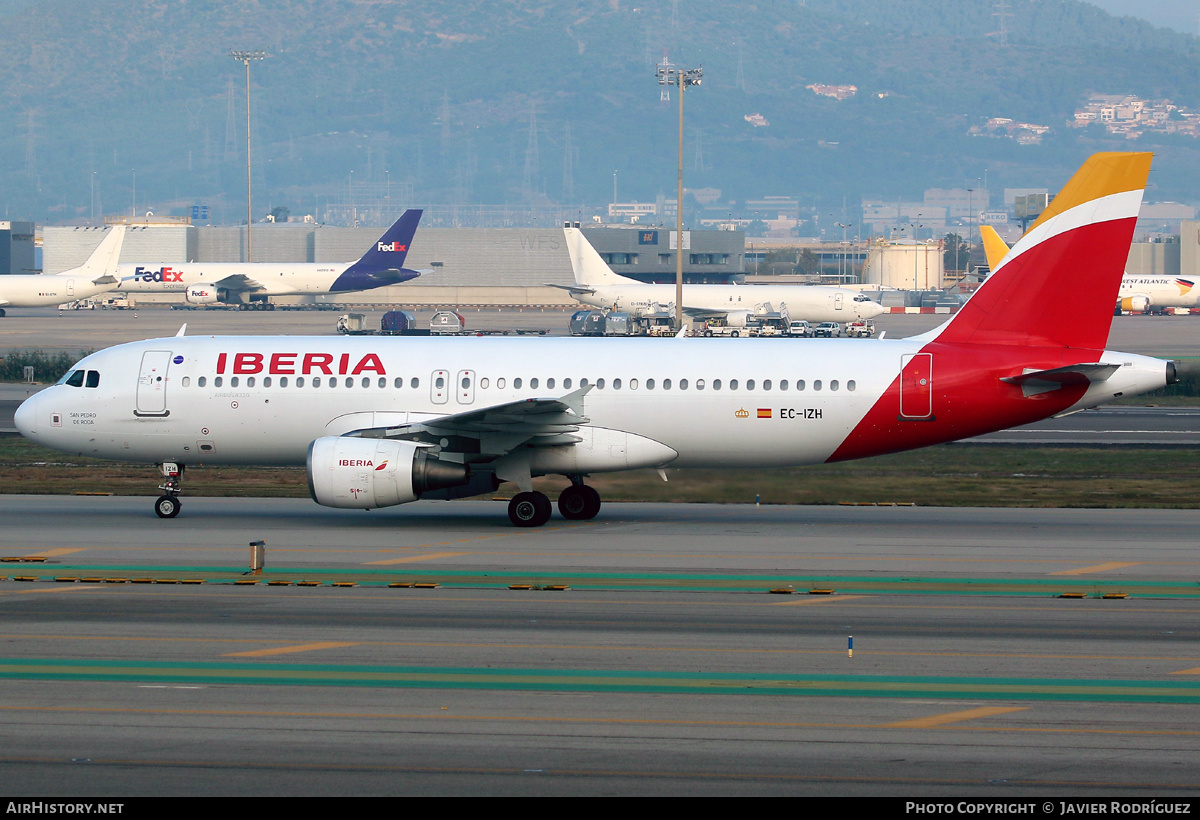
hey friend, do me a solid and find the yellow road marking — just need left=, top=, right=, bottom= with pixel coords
left=221, top=642, right=361, bottom=658
left=365, top=552, right=467, bottom=565
left=1051, top=562, right=1142, bottom=576
left=886, top=706, right=1028, bottom=729
left=772, top=595, right=869, bottom=606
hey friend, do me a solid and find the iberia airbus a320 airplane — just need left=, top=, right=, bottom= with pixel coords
left=15, top=153, right=1175, bottom=526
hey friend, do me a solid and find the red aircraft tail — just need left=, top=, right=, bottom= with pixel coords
left=935, top=152, right=1151, bottom=350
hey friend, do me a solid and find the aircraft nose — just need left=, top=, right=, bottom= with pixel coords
left=864, top=301, right=886, bottom=319
left=14, top=391, right=39, bottom=438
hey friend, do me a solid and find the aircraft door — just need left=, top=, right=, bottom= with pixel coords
left=834, top=292, right=844, bottom=311
left=456, top=370, right=476, bottom=405
left=67, top=279, right=75, bottom=297
left=899, top=353, right=933, bottom=419
left=430, top=369, right=449, bottom=405
left=135, top=350, right=173, bottom=416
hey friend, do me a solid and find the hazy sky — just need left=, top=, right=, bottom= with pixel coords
left=1088, top=0, right=1197, bottom=34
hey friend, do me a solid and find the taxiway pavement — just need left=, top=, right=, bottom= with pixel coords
left=0, top=497, right=1197, bottom=796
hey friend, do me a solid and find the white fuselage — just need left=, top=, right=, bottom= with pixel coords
left=16, top=335, right=1168, bottom=471
left=1118, top=275, right=1200, bottom=308
left=577, top=283, right=886, bottom=323
left=116, top=263, right=353, bottom=297
left=0, top=273, right=113, bottom=307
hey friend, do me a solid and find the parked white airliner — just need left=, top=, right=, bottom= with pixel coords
left=113, top=210, right=424, bottom=310
left=15, top=154, right=1173, bottom=527
left=554, top=229, right=885, bottom=325
left=0, top=225, right=126, bottom=316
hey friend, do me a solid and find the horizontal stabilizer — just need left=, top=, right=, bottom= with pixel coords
left=544, top=283, right=596, bottom=295
left=1000, top=363, right=1119, bottom=396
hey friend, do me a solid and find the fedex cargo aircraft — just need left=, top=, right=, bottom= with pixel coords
left=15, top=154, right=1174, bottom=526
left=114, top=210, right=424, bottom=310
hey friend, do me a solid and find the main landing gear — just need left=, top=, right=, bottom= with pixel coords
left=506, top=483, right=602, bottom=527
left=154, top=462, right=184, bottom=519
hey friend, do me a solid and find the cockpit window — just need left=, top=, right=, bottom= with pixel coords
left=61, top=370, right=85, bottom=387
left=85, top=371, right=100, bottom=388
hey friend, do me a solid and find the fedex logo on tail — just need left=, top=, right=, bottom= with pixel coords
left=377, top=242, right=408, bottom=252
left=134, top=266, right=184, bottom=283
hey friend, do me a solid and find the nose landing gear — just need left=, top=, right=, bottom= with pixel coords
left=154, top=462, right=184, bottom=518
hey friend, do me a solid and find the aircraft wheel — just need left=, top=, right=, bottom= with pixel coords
left=154, top=495, right=181, bottom=519
left=508, top=491, right=551, bottom=527
left=0, top=308, right=6, bottom=317
left=558, top=485, right=601, bottom=520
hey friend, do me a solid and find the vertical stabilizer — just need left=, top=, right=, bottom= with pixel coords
left=927, top=152, right=1151, bottom=350
left=74, top=225, right=126, bottom=284
left=978, top=224, right=1011, bottom=271
left=345, top=209, right=422, bottom=273
left=564, top=227, right=634, bottom=287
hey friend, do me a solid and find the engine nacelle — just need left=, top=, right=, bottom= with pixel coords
left=307, top=437, right=470, bottom=509
left=186, top=284, right=221, bottom=304
left=724, top=310, right=752, bottom=328
left=1120, top=294, right=1151, bottom=313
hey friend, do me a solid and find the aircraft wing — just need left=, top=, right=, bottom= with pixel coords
left=211, top=274, right=265, bottom=293
left=681, top=306, right=732, bottom=320
left=344, top=386, right=593, bottom=458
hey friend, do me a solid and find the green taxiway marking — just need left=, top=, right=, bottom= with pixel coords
left=1, top=659, right=1199, bottom=702
left=6, top=565, right=1199, bottom=597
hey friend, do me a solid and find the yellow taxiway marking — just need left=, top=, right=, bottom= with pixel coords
left=1170, top=667, right=1200, bottom=676
left=365, top=552, right=468, bottom=566
left=27, top=548, right=88, bottom=558
left=885, top=706, right=1028, bottom=729
left=1051, top=562, right=1142, bottom=576
left=221, top=642, right=361, bottom=658
left=0, top=586, right=106, bottom=597
left=772, top=595, right=869, bottom=606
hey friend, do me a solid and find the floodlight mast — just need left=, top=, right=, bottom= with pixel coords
left=656, top=61, right=702, bottom=331
left=230, top=50, right=269, bottom=261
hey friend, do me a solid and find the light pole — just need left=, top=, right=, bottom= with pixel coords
left=836, top=222, right=851, bottom=283
left=230, top=49, right=269, bottom=261
left=656, top=59, right=702, bottom=330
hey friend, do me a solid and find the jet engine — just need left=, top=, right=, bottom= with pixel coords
left=307, top=436, right=470, bottom=509
left=724, top=310, right=752, bottom=328
left=1119, top=295, right=1151, bottom=313
left=185, top=284, right=221, bottom=305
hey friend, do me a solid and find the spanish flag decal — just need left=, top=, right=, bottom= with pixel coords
left=757, top=408, right=772, bottom=419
